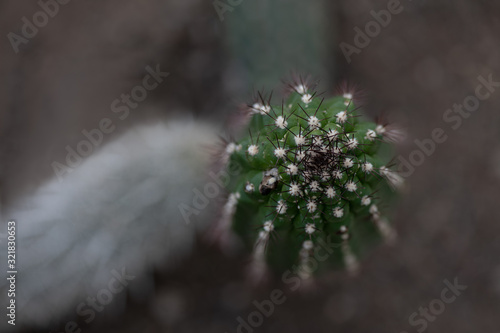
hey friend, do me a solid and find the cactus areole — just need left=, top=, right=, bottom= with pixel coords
left=219, top=81, right=402, bottom=279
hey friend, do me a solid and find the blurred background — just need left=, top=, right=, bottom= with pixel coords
left=1, top=0, right=500, bottom=332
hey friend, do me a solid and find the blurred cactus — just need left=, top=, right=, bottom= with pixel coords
left=224, top=0, right=335, bottom=97
left=214, top=78, right=403, bottom=280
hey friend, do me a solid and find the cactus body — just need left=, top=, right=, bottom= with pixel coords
left=219, top=82, right=401, bottom=278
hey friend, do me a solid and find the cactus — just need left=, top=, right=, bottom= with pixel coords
left=214, top=78, right=403, bottom=280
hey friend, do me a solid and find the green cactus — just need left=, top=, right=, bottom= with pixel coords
left=216, top=79, right=403, bottom=280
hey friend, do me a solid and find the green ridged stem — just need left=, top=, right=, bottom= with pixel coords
left=221, top=84, right=400, bottom=277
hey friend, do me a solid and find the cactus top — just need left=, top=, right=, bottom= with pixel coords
left=219, top=83, right=401, bottom=279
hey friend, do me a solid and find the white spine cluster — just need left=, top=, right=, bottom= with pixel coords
left=333, top=206, right=344, bottom=218
left=249, top=224, right=272, bottom=281
left=306, top=200, right=317, bottom=213
left=345, top=181, right=357, bottom=192
left=362, top=162, right=373, bottom=173
left=365, top=129, right=377, bottom=141
left=373, top=217, right=397, bottom=244
left=289, top=182, right=302, bottom=196
left=342, top=242, right=359, bottom=275
left=333, top=170, right=343, bottom=179
left=252, top=103, right=271, bottom=115
left=226, top=142, right=242, bottom=154
left=336, top=111, right=347, bottom=124
left=309, top=181, right=320, bottom=192
left=245, top=182, right=255, bottom=193
left=274, top=147, right=287, bottom=159
left=305, top=223, right=316, bottom=235
left=247, top=144, right=259, bottom=156
left=325, top=187, right=336, bottom=199
left=276, top=200, right=287, bottom=214
left=346, top=137, right=358, bottom=150
left=308, top=116, right=320, bottom=129
left=379, top=166, right=404, bottom=190
left=375, top=124, right=386, bottom=135
left=212, top=192, right=241, bottom=248
left=275, top=116, right=288, bottom=129
left=295, top=84, right=307, bottom=94
left=313, top=136, right=323, bottom=146
left=369, top=203, right=397, bottom=244
left=223, top=192, right=240, bottom=216
left=369, top=204, right=379, bottom=218
left=263, top=220, right=274, bottom=233
left=295, top=134, right=306, bottom=146
left=297, top=240, right=314, bottom=280
left=339, top=225, right=349, bottom=240
left=361, top=195, right=371, bottom=206
left=296, top=150, right=305, bottom=161
left=301, top=93, right=313, bottom=104
left=343, top=158, right=354, bottom=168
left=252, top=222, right=273, bottom=260
left=286, top=163, right=299, bottom=175
left=343, top=92, right=353, bottom=105
left=327, top=129, right=339, bottom=141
